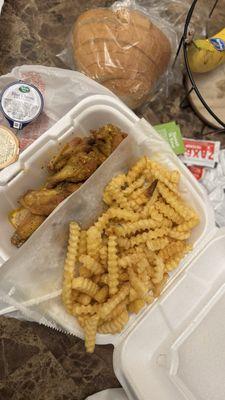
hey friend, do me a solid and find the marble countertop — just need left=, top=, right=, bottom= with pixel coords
left=0, top=1, right=225, bottom=399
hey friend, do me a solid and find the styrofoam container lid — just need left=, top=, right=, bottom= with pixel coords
left=114, top=227, right=225, bottom=400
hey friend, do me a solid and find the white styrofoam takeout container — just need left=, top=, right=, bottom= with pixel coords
left=0, top=94, right=223, bottom=400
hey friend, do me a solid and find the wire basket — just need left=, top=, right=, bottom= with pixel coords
left=174, top=0, right=225, bottom=134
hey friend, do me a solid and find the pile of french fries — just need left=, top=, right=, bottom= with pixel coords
left=62, top=156, right=199, bottom=352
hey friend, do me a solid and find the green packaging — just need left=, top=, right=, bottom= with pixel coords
left=154, top=121, right=185, bottom=155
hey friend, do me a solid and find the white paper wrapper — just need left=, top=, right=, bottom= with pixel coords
left=0, top=118, right=210, bottom=345
left=201, top=150, right=225, bottom=227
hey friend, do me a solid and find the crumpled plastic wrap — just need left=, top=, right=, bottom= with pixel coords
left=201, top=150, right=225, bottom=227
left=0, top=118, right=207, bottom=341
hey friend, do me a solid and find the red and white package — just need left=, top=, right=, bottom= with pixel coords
left=187, top=165, right=205, bottom=181
left=180, top=138, right=220, bottom=168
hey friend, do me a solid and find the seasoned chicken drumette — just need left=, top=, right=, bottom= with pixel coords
left=20, top=183, right=81, bottom=216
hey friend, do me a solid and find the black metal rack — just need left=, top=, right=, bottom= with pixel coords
left=174, top=0, right=225, bottom=134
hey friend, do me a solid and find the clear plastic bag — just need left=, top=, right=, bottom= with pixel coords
left=59, top=0, right=208, bottom=110
left=59, top=0, right=178, bottom=110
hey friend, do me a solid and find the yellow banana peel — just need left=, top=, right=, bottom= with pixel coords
left=187, top=27, right=225, bottom=73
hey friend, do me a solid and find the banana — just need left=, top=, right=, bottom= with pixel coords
left=187, top=27, right=225, bottom=73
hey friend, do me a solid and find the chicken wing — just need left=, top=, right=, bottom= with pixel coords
left=11, top=213, right=46, bottom=247
left=91, top=124, right=127, bottom=157
left=46, top=151, right=101, bottom=188
left=20, top=183, right=81, bottom=216
left=48, top=137, right=92, bottom=172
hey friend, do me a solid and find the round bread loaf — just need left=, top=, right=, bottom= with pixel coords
left=73, top=7, right=171, bottom=109
left=104, top=76, right=155, bottom=109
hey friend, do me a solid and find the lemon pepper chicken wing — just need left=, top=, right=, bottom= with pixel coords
left=91, top=124, right=127, bottom=157
left=48, top=137, right=93, bottom=172
left=11, top=211, right=46, bottom=247
left=20, top=183, right=82, bottom=216
left=46, top=151, right=102, bottom=188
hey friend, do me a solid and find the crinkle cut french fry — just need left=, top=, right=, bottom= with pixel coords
left=136, top=257, right=149, bottom=274
left=128, top=268, right=148, bottom=298
left=62, top=222, right=80, bottom=313
left=72, top=277, right=99, bottom=298
left=173, top=217, right=200, bottom=232
left=147, top=237, right=169, bottom=251
left=138, top=270, right=149, bottom=286
left=128, top=299, right=145, bottom=314
left=126, top=156, right=147, bottom=184
left=107, top=235, right=119, bottom=296
left=104, top=174, right=127, bottom=209
left=79, top=265, right=92, bottom=278
left=154, top=201, right=183, bottom=224
left=108, top=207, right=139, bottom=222
left=100, top=284, right=130, bottom=319
left=114, top=218, right=161, bottom=237
left=152, top=255, right=165, bottom=284
left=147, top=159, right=179, bottom=185
left=94, top=285, right=109, bottom=303
left=94, top=211, right=111, bottom=231
left=98, top=310, right=129, bottom=334
left=165, top=244, right=192, bottom=272
left=153, top=273, right=169, bottom=297
left=78, top=230, right=87, bottom=258
left=87, top=226, right=101, bottom=261
left=119, top=271, right=129, bottom=282
left=104, top=300, right=127, bottom=321
left=104, top=174, right=127, bottom=196
left=72, top=303, right=99, bottom=316
left=79, top=255, right=104, bottom=275
left=118, top=253, right=142, bottom=269
left=158, top=182, right=196, bottom=221
left=170, top=170, right=180, bottom=184
left=159, top=241, right=186, bottom=261
left=99, top=245, right=108, bottom=266
left=141, top=188, right=159, bottom=218
left=123, top=176, right=145, bottom=196
left=129, top=287, right=139, bottom=302
left=149, top=163, right=179, bottom=194
left=168, top=230, right=191, bottom=240
left=84, top=313, right=99, bottom=353
left=77, top=293, right=91, bottom=306
left=128, top=193, right=148, bottom=211
left=118, top=228, right=168, bottom=249
left=144, top=293, right=154, bottom=304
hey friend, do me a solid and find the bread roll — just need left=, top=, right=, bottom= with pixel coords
left=75, top=43, right=158, bottom=82
left=104, top=76, right=154, bottom=109
left=73, top=7, right=171, bottom=109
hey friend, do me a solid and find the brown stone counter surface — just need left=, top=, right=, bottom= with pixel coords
left=0, top=1, right=225, bottom=399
